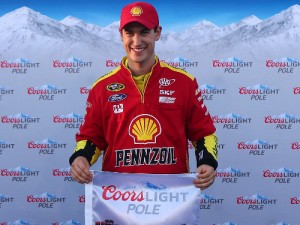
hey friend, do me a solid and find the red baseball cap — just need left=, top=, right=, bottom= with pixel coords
left=119, top=2, right=159, bottom=31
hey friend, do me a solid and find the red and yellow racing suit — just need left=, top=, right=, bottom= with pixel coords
left=69, top=56, right=218, bottom=174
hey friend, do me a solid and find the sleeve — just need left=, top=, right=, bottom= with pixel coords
left=193, top=133, right=218, bottom=170
left=186, top=78, right=218, bottom=169
left=69, top=84, right=107, bottom=166
left=186, top=78, right=216, bottom=141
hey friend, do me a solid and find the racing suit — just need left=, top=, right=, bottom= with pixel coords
left=69, top=56, right=218, bottom=174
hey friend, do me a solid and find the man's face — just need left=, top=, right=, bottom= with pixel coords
left=120, top=22, right=161, bottom=65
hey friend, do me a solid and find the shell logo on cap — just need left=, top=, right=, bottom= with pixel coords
left=130, top=6, right=143, bottom=16
left=129, top=114, right=161, bottom=144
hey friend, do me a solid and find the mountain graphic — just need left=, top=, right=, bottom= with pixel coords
left=0, top=5, right=299, bottom=59
left=36, top=138, right=57, bottom=144
left=59, top=220, right=82, bottom=225
left=219, top=167, right=242, bottom=173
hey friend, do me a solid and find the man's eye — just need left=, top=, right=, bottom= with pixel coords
left=141, top=31, right=149, bottom=35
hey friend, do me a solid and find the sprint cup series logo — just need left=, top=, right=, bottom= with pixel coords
left=200, top=194, right=224, bottom=210
left=1, top=166, right=39, bottom=182
left=212, top=113, right=252, bottom=129
left=1, top=113, right=40, bottom=129
left=263, top=167, right=300, bottom=184
left=0, top=58, right=40, bottom=74
left=239, top=84, right=279, bottom=100
left=266, top=57, right=300, bottom=73
left=52, top=56, right=92, bottom=73
left=236, top=194, right=277, bottom=210
left=53, top=113, right=83, bottom=129
left=0, top=85, right=14, bottom=101
left=199, top=84, right=226, bottom=101
left=27, top=84, right=67, bottom=100
left=264, top=113, right=300, bottom=129
left=0, top=194, right=14, bottom=209
left=27, top=138, right=67, bottom=155
left=237, top=139, right=278, bottom=156
left=27, top=192, right=66, bottom=208
left=216, top=167, right=250, bottom=184
left=212, top=57, right=253, bottom=73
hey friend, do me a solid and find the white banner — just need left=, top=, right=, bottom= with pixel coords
left=85, top=171, right=200, bottom=225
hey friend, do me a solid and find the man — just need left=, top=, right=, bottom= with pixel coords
left=69, top=1, right=218, bottom=190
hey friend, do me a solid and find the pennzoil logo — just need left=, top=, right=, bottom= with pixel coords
left=129, top=114, right=161, bottom=144
left=131, top=6, right=143, bottom=16
left=107, top=83, right=125, bottom=92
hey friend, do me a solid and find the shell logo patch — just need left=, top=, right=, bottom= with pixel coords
left=129, top=114, right=161, bottom=144
left=130, top=6, right=143, bottom=16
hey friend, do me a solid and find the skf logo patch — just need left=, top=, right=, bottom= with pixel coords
left=129, top=114, right=161, bottom=144
left=131, top=6, right=143, bottom=16
left=106, top=83, right=125, bottom=92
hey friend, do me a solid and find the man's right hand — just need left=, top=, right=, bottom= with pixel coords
left=70, top=156, right=93, bottom=184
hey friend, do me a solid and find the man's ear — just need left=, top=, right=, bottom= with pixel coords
left=120, top=30, right=124, bottom=42
left=155, top=26, right=162, bottom=41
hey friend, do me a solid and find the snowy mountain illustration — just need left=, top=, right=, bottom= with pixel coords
left=218, top=167, right=242, bottom=173
left=0, top=5, right=299, bottom=59
left=35, top=138, right=57, bottom=144
left=58, top=220, right=82, bottom=225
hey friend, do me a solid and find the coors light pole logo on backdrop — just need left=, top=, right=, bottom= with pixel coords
left=0, top=113, right=40, bottom=129
left=216, top=167, right=250, bottom=184
left=236, top=194, right=277, bottom=211
left=263, top=167, right=300, bottom=184
left=52, top=112, right=83, bottom=129
left=264, top=113, right=300, bottom=130
left=237, top=139, right=278, bottom=156
left=160, top=57, right=199, bottom=70
left=291, top=141, right=300, bottom=151
left=26, top=192, right=66, bottom=209
left=239, top=84, right=279, bottom=101
left=0, top=140, right=15, bottom=155
left=200, top=194, right=224, bottom=210
left=290, top=196, right=300, bottom=206
left=212, top=113, right=252, bottom=130
left=0, top=58, right=40, bottom=74
left=265, top=57, right=300, bottom=74
left=0, top=194, right=14, bottom=209
left=27, top=138, right=67, bottom=155
left=199, top=84, right=226, bottom=101
left=52, top=167, right=76, bottom=182
left=27, top=84, right=67, bottom=101
left=212, top=57, right=253, bottom=74
left=52, top=57, right=92, bottom=74
left=0, top=85, right=14, bottom=101
left=80, top=86, right=91, bottom=95
left=1, top=166, right=39, bottom=182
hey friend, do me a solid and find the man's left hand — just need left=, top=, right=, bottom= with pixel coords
left=193, top=164, right=216, bottom=190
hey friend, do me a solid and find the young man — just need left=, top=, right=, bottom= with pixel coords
left=69, top=2, right=218, bottom=190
